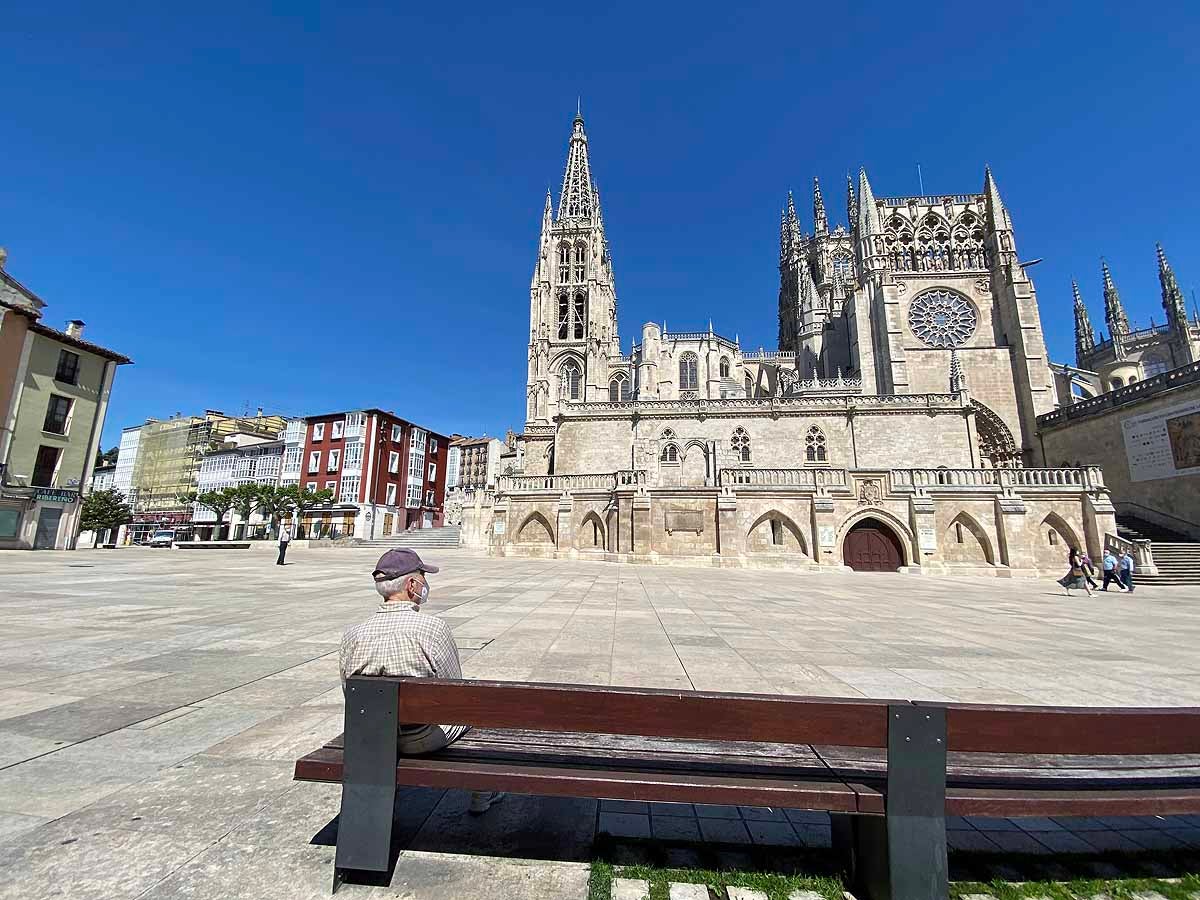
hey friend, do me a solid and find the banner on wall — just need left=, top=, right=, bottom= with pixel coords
left=1122, top=396, right=1200, bottom=482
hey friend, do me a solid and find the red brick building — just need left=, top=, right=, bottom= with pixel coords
left=292, top=409, right=448, bottom=538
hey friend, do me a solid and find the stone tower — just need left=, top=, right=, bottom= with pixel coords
left=1072, top=279, right=1095, bottom=365
left=526, top=110, right=620, bottom=426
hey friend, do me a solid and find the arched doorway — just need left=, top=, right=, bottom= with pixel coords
left=843, top=518, right=904, bottom=572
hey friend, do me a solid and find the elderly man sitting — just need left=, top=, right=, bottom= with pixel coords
left=339, top=547, right=502, bottom=814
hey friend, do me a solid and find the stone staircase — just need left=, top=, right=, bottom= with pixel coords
left=1115, top=516, right=1200, bottom=586
left=354, top=525, right=461, bottom=550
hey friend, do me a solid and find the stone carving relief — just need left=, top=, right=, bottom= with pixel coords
left=664, top=507, right=704, bottom=534
left=856, top=479, right=883, bottom=506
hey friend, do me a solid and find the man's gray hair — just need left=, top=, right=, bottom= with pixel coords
left=375, top=574, right=415, bottom=599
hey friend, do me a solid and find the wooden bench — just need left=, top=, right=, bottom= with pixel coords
left=294, top=677, right=1200, bottom=899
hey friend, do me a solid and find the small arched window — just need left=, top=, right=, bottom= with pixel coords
left=660, top=443, right=679, bottom=463
left=1111, top=377, right=1124, bottom=389
left=731, top=427, right=751, bottom=463
left=573, top=243, right=587, bottom=283
left=558, top=243, right=571, bottom=281
left=557, top=295, right=570, bottom=340
left=559, top=360, right=582, bottom=400
left=719, top=357, right=731, bottom=378
left=608, top=373, right=630, bottom=402
left=573, top=293, right=587, bottom=339
left=805, top=425, right=827, bottom=463
left=679, top=353, right=699, bottom=392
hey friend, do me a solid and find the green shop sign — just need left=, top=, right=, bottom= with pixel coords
left=34, top=488, right=79, bottom=504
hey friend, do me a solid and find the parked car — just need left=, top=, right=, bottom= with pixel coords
left=148, top=529, right=176, bottom=548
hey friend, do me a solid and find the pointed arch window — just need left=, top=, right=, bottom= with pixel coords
left=557, top=294, right=570, bottom=340
left=558, top=243, right=571, bottom=282
left=573, top=292, right=587, bottom=339
left=805, top=425, right=827, bottom=463
left=679, top=352, right=699, bottom=392
left=719, top=357, right=730, bottom=378
left=832, top=252, right=853, bottom=281
left=559, top=360, right=582, bottom=400
left=660, top=443, right=679, bottom=464
left=731, top=426, right=751, bottom=463
left=744, top=374, right=754, bottom=398
left=573, top=243, right=587, bottom=283
left=608, top=372, right=630, bottom=402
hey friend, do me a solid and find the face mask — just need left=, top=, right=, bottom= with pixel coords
left=414, top=581, right=429, bottom=605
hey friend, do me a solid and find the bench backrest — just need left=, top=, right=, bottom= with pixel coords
left=374, top=677, right=893, bottom=748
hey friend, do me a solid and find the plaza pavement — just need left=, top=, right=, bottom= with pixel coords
left=1, top=545, right=1199, bottom=899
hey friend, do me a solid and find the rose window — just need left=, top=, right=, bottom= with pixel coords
left=908, top=289, right=977, bottom=348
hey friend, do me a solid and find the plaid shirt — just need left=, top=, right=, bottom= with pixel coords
left=340, top=600, right=469, bottom=741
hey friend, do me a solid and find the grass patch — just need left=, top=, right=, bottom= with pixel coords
left=588, top=861, right=843, bottom=900
left=950, top=871, right=1200, bottom=898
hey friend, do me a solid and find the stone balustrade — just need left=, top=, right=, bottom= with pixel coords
left=719, top=468, right=848, bottom=488
left=1104, top=531, right=1157, bottom=574
left=614, top=469, right=647, bottom=487
left=496, top=473, right=618, bottom=493
left=890, top=467, right=1105, bottom=492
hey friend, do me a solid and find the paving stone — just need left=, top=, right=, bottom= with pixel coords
left=612, top=878, right=650, bottom=900
left=667, top=884, right=710, bottom=900
left=727, top=888, right=768, bottom=900
left=785, top=893, right=825, bottom=900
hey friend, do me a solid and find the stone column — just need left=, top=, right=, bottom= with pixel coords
left=908, top=492, right=938, bottom=572
left=993, top=493, right=1034, bottom=574
left=632, top=489, right=652, bottom=557
left=716, top=488, right=741, bottom=561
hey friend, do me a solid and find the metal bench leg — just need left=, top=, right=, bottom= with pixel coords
left=333, top=680, right=399, bottom=894
left=882, top=704, right=948, bottom=900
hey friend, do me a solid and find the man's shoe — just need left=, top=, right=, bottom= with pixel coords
left=468, top=791, right=505, bottom=815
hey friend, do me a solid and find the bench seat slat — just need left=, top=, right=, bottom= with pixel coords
left=944, top=786, right=1200, bottom=817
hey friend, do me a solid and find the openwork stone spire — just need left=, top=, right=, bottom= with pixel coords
left=949, top=348, right=967, bottom=393
left=812, top=177, right=828, bottom=233
left=786, top=192, right=802, bottom=247
left=1102, top=259, right=1130, bottom=336
left=1072, top=279, right=1095, bottom=363
left=1157, top=243, right=1189, bottom=328
left=557, top=111, right=595, bottom=220
left=846, top=174, right=857, bottom=228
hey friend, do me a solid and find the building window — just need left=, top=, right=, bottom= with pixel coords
left=731, top=427, right=751, bottom=463
left=324, top=480, right=336, bottom=493
left=560, top=360, right=582, bottom=400
left=430, top=437, right=438, bottom=453
left=386, top=483, right=398, bottom=506
left=32, top=446, right=61, bottom=487
left=955, top=522, right=964, bottom=543
left=327, top=449, right=341, bottom=471
left=557, top=294, right=570, bottom=339
left=392, top=424, right=403, bottom=442
left=339, top=476, right=360, bottom=503
left=679, top=353, right=699, bottom=391
left=1142, top=355, right=1170, bottom=378
left=306, top=482, right=316, bottom=491
left=770, top=519, right=783, bottom=545
left=573, top=292, right=586, bottom=339
left=719, top=357, right=730, bottom=378
left=308, top=451, right=321, bottom=473
left=43, top=395, right=73, bottom=435
left=426, top=489, right=434, bottom=505
left=1111, top=377, right=1124, bottom=389
left=344, top=442, right=363, bottom=469
left=573, top=243, right=587, bottom=283
left=558, top=243, right=571, bottom=282
left=410, top=428, right=426, bottom=450
left=331, top=421, right=344, bottom=440
left=55, top=350, right=81, bottom=385
left=660, top=443, right=679, bottom=464
left=405, top=483, right=421, bottom=508
left=312, top=423, right=325, bottom=441
left=1048, top=529, right=1059, bottom=546
left=428, top=462, right=436, bottom=481
left=609, top=373, right=630, bottom=402
left=388, top=451, right=400, bottom=473
left=832, top=252, right=853, bottom=282
left=805, top=425, right=827, bottom=462
left=283, top=446, right=301, bottom=472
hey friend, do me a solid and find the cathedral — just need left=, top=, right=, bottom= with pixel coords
left=462, top=111, right=1117, bottom=574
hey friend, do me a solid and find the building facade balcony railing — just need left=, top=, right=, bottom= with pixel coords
left=719, top=468, right=848, bottom=488
left=1038, top=360, right=1200, bottom=428
left=890, top=467, right=1105, bottom=492
left=497, top=473, right=618, bottom=493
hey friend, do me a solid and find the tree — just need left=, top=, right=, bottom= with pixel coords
left=256, top=485, right=293, bottom=537
left=196, top=487, right=238, bottom=540
left=281, top=484, right=334, bottom=538
left=80, top=489, right=132, bottom=540
left=94, top=446, right=119, bottom=468
left=229, top=484, right=263, bottom=537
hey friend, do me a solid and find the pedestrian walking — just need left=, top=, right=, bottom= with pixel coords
left=1079, top=551, right=1099, bottom=590
left=1118, top=549, right=1136, bottom=593
left=1058, top=547, right=1093, bottom=596
left=1100, top=549, right=1127, bottom=592
left=277, top=523, right=291, bottom=566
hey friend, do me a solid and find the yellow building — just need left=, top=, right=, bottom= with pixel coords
left=0, top=249, right=131, bottom=549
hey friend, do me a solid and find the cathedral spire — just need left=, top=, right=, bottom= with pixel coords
left=786, top=191, right=802, bottom=247
left=779, top=202, right=791, bottom=264
left=983, top=166, right=1016, bottom=268
left=1072, top=279, right=1095, bottom=363
left=812, top=177, right=828, bottom=233
left=846, top=174, right=858, bottom=228
left=856, top=168, right=877, bottom=235
left=949, top=348, right=967, bottom=393
left=1157, top=243, right=1189, bottom=329
left=1102, top=259, right=1130, bottom=336
left=557, top=111, right=595, bottom=220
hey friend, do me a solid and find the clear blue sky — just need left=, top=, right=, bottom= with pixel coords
left=4, top=2, right=1199, bottom=450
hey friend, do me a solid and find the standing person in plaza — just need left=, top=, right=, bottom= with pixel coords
left=339, top=548, right=503, bottom=815
left=1100, top=548, right=1127, bottom=592
left=1058, top=547, right=1093, bottom=596
left=1079, top=550, right=1099, bottom=590
left=1118, top=549, right=1136, bottom=593
left=276, top=522, right=291, bottom=565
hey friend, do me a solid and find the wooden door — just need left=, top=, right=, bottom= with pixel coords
left=383, top=513, right=394, bottom=535
left=843, top=521, right=903, bottom=572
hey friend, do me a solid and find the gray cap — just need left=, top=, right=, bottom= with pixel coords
left=372, top=548, right=439, bottom=580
